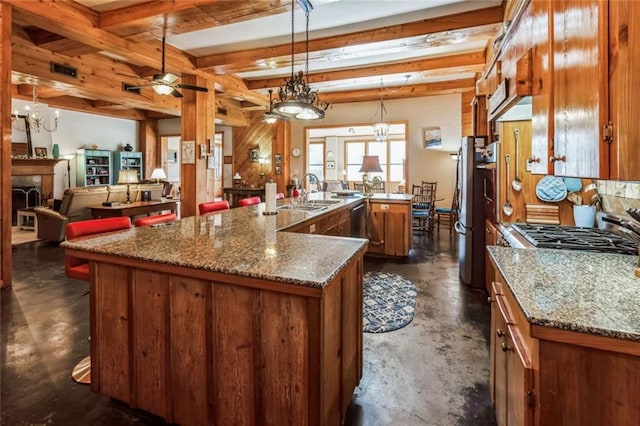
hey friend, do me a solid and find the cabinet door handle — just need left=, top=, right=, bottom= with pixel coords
left=501, top=342, right=510, bottom=352
left=549, top=155, right=566, bottom=163
left=496, top=329, right=505, bottom=337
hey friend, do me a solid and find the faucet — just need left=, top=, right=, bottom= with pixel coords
left=301, top=173, right=321, bottom=204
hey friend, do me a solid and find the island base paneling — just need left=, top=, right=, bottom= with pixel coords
left=88, top=255, right=364, bottom=426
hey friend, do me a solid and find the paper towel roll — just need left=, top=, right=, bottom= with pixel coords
left=265, top=182, right=277, bottom=213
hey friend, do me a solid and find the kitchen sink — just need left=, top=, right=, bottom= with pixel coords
left=304, top=199, right=341, bottom=206
left=277, top=204, right=327, bottom=212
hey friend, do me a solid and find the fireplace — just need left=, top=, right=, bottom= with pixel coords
left=11, top=158, right=60, bottom=226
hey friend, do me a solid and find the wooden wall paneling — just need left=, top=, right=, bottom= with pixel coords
left=608, top=0, right=640, bottom=181
left=261, top=291, right=309, bottom=425
left=169, top=276, right=209, bottom=425
left=461, top=90, right=474, bottom=136
left=138, top=119, right=158, bottom=179
left=212, top=284, right=256, bottom=425
left=233, top=113, right=275, bottom=189
left=180, top=74, right=214, bottom=217
left=131, top=269, right=170, bottom=419
left=498, top=120, right=578, bottom=225
left=91, top=262, right=131, bottom=402
left=273, top=120, right=290, bottom=193
left=0, top=2, right=12, bottom=288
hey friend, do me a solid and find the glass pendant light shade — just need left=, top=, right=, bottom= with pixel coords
left=152, top=84, right=174, bottom=95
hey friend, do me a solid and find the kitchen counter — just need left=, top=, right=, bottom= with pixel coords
left=488, top=246, right=640, bottom=341
left=60, top=193, right=367, bottom=425
left=62, top=193, right=367, bottom=288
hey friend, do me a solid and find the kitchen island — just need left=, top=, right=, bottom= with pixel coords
left=487, top=246, right=640, bottom=426
left=62, top=195, right=368, bottom=426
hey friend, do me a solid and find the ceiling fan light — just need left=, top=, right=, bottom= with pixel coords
left=153, top=84, right=174, bottom=96
left=263, top=112, right=278, bottom=124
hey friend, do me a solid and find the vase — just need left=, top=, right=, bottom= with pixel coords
left=573, top=205, right=596, bottom=228
left=52, top=143, right=60, bottom=159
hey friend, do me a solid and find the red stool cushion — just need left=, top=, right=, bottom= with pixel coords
left=134, top=213, right=177, bottom=227
left=238, top=196, right=261, bottom=207
left=198, top=200, right=230, bottom=214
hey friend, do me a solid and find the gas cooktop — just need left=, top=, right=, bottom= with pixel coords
left=510, top=223, right=638, bottom=255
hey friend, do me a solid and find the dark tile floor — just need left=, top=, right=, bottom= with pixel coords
left=2, top=231, right=495, bottom=426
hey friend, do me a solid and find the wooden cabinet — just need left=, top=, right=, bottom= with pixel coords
left=528, top=0, right=640, bottom=179
left=551, top=0, right=608, bottom=178
left=367, top=199, right=411, bottom=257
left=489, top=281, right=534, bottom=426
left=76, top=149, right=111, bottom=186
left=286, top=204, right=353, bottom=237
left=484, top=220, right=497, bottom=293
left=608, top=0, right=640, bottom=181
left=112, top=151, right=143, bottom=184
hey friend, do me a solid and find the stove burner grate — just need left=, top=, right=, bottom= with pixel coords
left=511, top=224, right=638, bottom=255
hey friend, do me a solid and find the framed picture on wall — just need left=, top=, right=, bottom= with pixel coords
left=249, top=148, right=259, bottom=162
left=274, top=153, right=283, bottom=165
left=182, top=140, right=195, bottom=164
left=275, top=165, right=282, bottom=175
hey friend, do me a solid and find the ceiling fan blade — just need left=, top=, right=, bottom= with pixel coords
left=175, top=84, right=209, bottom=92
left=170, top=89, right=183, bottom=98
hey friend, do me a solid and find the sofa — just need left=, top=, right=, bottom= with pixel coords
left=34, top=183, right=163, bottom=242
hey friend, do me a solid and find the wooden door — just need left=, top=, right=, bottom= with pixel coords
left=552, top=0, right=608, bottom=178
left=506, top=324, right=534, bottom=426
left=608, top=0, right=640, bottom=181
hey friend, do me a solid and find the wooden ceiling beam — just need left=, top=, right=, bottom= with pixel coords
left=214, top=74, right=268, bottom=109
left=11, top=34, right=182, bottom=116
left=196, top=5, right=503, bottom=69
left=5, top=0, right=198, bottom=73
left=320, top=78, right=476, bottom=104
left=11, top=90, right=148, bottom=121
left=246, top=51, right=486, bottom=89
left=16, top=84, right=66, bottom=98
left=100, top=0, right=222, bottom=29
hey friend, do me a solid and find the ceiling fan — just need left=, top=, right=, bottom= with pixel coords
left=125, top=37, right=209, bottom=98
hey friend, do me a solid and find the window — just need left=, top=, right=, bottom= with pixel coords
left=345, top=139, right=405, bottom=184
left=307, top=141, right=325, bottom=180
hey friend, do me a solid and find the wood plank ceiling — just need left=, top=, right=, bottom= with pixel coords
left=5, top=0, right=505, bottom=123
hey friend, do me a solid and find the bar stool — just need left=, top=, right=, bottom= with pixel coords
left=134, top=213, right=177, bottom=227
left=198, top=200, right=230, bottom=214
left=65, top=217, right=132, bottom=384
left=238, top=196, right=261, bottom=207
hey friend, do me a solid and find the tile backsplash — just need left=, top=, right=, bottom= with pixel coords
left=596, top=180, right=640, bottom=217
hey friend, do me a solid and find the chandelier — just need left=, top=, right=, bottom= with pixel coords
left=372, top=82, right=390, bottom=142
left=24, top=86, right=59, bottom=133
left=272, top=0, right=329, bottom=120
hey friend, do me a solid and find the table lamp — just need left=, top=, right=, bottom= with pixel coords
left=150, top=168, right=167, bottom=183
left=359, top=155, right=383, bottom=197
left=117, top=169, right=138, bottom=203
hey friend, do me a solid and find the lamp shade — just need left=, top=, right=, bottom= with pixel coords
left=359, top=155, right=383, bottom=173
left=150, top=168, right=167, bottom=180
left=117, top=169, right=139, bottom=184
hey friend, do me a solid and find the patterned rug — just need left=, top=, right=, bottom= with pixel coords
left=363, top=272, right=417, bottom=333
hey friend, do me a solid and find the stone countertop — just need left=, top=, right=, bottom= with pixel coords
left=62, top=193, right=368, bottom=289
left=488, top=246, right=640, bottom=342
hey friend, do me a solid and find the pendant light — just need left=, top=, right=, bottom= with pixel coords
left=372, top=80, right=390, bottom=142
left=272, top=0, right=329, bottom=120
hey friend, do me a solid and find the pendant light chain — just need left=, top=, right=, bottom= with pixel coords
left=290, top=1, right=295, bottom=80
left=305, top=10, right=310, bottom=78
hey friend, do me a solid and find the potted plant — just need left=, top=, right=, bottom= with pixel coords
left=567, top=183, right=601, bottom=227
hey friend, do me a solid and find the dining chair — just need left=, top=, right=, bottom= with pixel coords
left=65, top=216, right=132, bottom=384
left=134, top=213, right=177, bottom=227
left=198, top=200, right=230, bottom=214
left=238, top=196, right=262, bottom=207
left=411, top=185, right=436, bottom=234
left=435, top=186, right=460, bottom=233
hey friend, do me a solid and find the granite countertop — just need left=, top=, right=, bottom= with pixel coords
left=488, top=246, right=640, bottom=341
left=62, top=193, right=368, bottom=289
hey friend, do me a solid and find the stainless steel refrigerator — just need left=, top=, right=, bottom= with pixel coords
left=454, top=136, right=487, bottom=288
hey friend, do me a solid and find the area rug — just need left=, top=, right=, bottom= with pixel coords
left=363, top=272, right=417, bottom=333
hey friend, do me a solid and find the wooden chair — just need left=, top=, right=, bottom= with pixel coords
left=198, top=200, right=230, bottom=215
left=435, top=187, right=460, bottom=233
left=238, top=196, right=261, bottom=207
left=134, top=213, right=177, bottom=227
left=65, top=216, right=132, bottom=384
left=411, top=185, right=436, bottom=234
